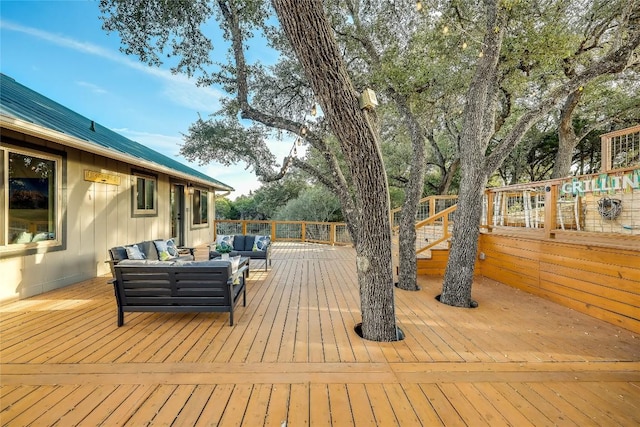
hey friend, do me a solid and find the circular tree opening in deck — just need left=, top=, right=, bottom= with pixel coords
left=354, top=322, right=405, bottom=341
left=435, top=294, right=479, bottom=308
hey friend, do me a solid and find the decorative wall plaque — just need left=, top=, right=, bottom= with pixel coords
left=84, top=170, right=121, bottom=186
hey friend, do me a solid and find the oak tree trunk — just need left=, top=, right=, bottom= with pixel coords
left=440, top=0, right=506, bottom=307
left=552, top=90, right=582, bottom=179
left=396, top=100, right=427, bottom=292
left=272, top=0, right=397, bottom=341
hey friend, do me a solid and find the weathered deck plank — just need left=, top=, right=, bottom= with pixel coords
left=1, top=242, right=639, bottom=426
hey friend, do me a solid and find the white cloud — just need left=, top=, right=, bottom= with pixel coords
left=0, top=19, right=223, bottom=112
left=113, top=128, right=184, bottom=157
left=76, top=80, right=107, bottom=94
left=115, top=128, right=254, bottom=198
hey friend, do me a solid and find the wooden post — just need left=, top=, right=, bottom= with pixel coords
left=330, top=223, right=336, bottom=246
left=544, top=184, right=558, bottom=239
left=301, top=222, right=306, bottom=243
left=601, top=134, right=611, bottom=172
left=485, top=191, right=494, bottom=232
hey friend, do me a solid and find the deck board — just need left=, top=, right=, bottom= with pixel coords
left=1, top=242, right=639, bottom=426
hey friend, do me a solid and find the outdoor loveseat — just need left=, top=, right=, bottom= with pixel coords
left=208, top=234, right=271, bottom=271
left=107, top=239, right=195, bottom=276
left=111, top=259, right=248, bottom=326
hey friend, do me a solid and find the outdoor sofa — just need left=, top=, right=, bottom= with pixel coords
left=208, top=234, right=271, bottom=271
left=111, top=259, right=248, bottom=326
left=107, top=239, right=195, bottom=276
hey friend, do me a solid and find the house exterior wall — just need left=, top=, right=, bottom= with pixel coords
left=1, top=131, right=215, bottom=302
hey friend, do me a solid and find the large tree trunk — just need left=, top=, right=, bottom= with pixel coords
left=272, top=0, right=397, bottom=341
left=551, top=90, right=582, bottom=179
left=395, top=99, right=427, bottom=292
left=440, top=167, right=487, bottom=306
left=440, top=0, right=506, bottom=307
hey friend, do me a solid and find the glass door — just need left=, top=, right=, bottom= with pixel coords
left=170, top=184, right=185, bottom=246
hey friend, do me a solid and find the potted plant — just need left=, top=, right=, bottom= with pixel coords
left=216, top=241, right=233, bottom=260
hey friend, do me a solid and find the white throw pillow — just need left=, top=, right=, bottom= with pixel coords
left=125, top=244, right=146, bottom=260
left=14, top=232, right=33, bottom=244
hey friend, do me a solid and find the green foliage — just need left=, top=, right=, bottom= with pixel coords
left=231, top=194, right=259, bottom=220
left=251, top=174, right=308, bottom=219
left=215, top=241, right=233, bottom=253
left=215, top=197, right=238, bottom=219
left=215, top=173, right=307, bottom=220
left=99, top=0, right=216, bottom=76
left=273, top=187, right=343, bottom=222
left=181, top=117, right=278, bottom=177
left=101, top=0, right=639, bottom=203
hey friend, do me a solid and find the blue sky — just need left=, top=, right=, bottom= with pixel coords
left=1, top=0, right=285, bottom=199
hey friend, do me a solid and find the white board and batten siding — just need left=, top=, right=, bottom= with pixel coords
left=0, top=142, right=215, bottom=302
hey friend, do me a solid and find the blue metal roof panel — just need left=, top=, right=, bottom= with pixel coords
left=0, top=74, right=232, bottom=191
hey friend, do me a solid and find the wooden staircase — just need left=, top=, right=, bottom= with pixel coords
left=391, top=196, right=457, bottom=276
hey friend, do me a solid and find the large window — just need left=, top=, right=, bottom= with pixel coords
left=132, top=171, right=157, bottom=216
left=2, top=147, right=61, bottom=247
left=193, top=189, right=208, bottom=225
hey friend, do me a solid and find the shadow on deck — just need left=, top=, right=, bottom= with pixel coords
left=1, top=242, right=639, bottom=425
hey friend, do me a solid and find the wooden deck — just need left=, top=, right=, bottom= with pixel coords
left=1, top=242, right=639, bottom=426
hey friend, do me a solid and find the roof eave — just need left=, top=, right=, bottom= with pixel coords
left=0, top=113, right=234, bottom=192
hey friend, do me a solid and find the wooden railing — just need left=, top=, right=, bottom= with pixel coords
left=413, top=204, right=457, bottom=254
left=390, top=195, right=458, bottom=227
left=214, top=219, right=352, bottom=246
left=390, top=196, right=458, bottom=254
left=483, top=166, right=640, bottom=248
left=601, top=124, right=640, bottom=172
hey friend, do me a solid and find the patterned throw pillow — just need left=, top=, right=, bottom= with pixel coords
left=154, top=240, right=176, bottom=260
left=254, top=235, right=270, bottom=251
left=215, top=235, right=235, bottom=249
left=125, top=244, right=146, bottom=260
left=166, top=239, right=179, bottom=257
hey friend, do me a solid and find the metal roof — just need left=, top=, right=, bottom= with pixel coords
left=0, top=74, right=233, bottom=191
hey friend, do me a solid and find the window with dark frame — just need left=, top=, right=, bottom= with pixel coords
left=192, top=189, right=208, bottom=225
left=2, top=147, right=60, bottom=246
left=132, top=172, right=157, bottom=216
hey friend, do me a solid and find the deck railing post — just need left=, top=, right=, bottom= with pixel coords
left=330, top=223, right=336, bottom=246
left=601, top=134, right=611, bottom=172
left=486, top=191, right=494, bottom=232
left=544, top=184, right=558, bottom=239
left=301, top=222, right=306, bottom=243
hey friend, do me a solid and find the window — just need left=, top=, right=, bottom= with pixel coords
left=132, top=172, right=157, bottom=216
left=193, top=189, right=208, bottom=225
left=2, top=147, right=61, bottom=247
